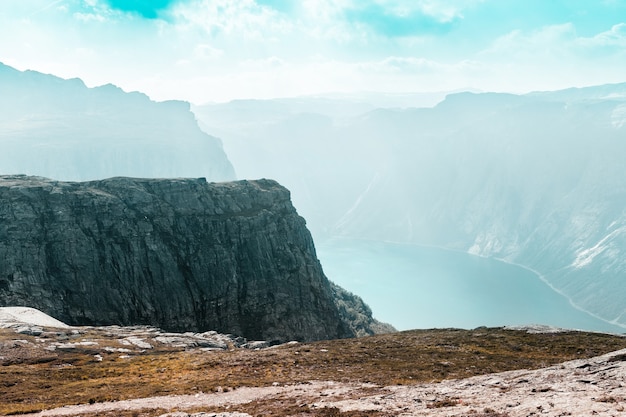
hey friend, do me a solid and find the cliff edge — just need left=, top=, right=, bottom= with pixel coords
left=0, top=175, right=389, bottom=342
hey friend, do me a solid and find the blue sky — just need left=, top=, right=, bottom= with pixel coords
left=1, top=0, right=625, bottom=103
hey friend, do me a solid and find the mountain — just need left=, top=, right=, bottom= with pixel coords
left=0, top=175, right=390, bottom=342
left=0, top=62, right=235, bottom=181
left=192, top=85, right=626, bottom=328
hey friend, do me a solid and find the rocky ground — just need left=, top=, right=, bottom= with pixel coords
left=3, top=308, right=626, bottom=416
left=15, top=355, right=626, bottom=416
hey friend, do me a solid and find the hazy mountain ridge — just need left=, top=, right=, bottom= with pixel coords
left=193, top=84, right=626, bottom=327
left=0, top=63, right=235, bottom=182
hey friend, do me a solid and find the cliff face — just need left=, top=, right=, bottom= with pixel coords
left=0, top=175, right=359, bottom=342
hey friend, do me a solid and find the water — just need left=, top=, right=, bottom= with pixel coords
left=316, top=238, right=625, bottom=333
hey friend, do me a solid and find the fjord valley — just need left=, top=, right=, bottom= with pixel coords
left=194, top=85, right=626, bottom=332
left=2, top=60, right=626, bottom=336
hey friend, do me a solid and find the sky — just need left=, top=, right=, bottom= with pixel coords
left=1, top=0, right=625, bottom=103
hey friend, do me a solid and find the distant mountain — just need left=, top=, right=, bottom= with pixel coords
left=193, top=84, right=626, bottom=328
left=192, top=91, right=451, bottom=134
left=528, top=82, right=626, bottom=102
left=0, top=63, right=235, bottom=181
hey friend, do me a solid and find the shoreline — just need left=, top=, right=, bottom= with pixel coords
left=318, top=235, right=626, bottom=334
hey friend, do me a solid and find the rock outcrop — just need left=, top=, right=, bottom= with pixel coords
left=330, top=283, right=396, bottom=337
left=0, top=175, right=387, bottom=342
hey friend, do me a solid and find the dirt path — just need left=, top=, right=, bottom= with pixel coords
left=19, top=381, right=364, bottom=416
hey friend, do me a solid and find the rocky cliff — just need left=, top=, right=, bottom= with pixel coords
left=0, top=175, right=388, bottom=342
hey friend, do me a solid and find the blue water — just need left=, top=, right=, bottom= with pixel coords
left=316, top=238, right=625, bottom=334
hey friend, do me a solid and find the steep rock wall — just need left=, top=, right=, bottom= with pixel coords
left=0, top=175, right=357, bottom=342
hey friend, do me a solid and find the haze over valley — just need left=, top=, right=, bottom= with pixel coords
left=3, top=57, right=626, bottom=333
left=193, top=85, right=626, bottom=333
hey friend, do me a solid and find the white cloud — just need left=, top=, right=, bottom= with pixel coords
left=484, top=23, right=577, bottom=58
left=28, top=0, right=66, bottom=17
left=357, top=56, right=483, bottom=79
left=170, top=0, right=293, bottom=40
left=240, top=56, right=286, bottom=70
left=578, top=23, right=626, bottom=48
left=460, top=22, right=626, bottom=93
left=301, top=0, right=351, bottom=21
left=73, top=11, right=107, bottom=22
left=371, top=0, right=484, bottom=22
left=193, top=44, right=224, bottom=60
left=484, top=22, right=626, bottom=60
left=360, top=56, right=442, bottom=73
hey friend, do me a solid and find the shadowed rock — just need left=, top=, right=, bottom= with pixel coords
left=0, top=175, right=389, bottom=342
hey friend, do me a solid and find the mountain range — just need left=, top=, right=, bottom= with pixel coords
left=0, top=62, right=235, bottom=182
left=4, top=60, right=626, bottom=331
left=193, top=84, right=626, bottom=328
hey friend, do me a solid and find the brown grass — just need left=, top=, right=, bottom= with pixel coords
left=1, top=327, right=626, bottom=415
left=426, top=397, right=459, bottom=408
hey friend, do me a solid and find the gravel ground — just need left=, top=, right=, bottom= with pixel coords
left=322, top=348, right=626, bottom=416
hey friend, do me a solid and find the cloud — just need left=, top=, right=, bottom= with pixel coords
left=104, top=0, right=178, bottom=19
left=165, top=0, right=479, bottom=44
left=73, top=11, right=108, bottom=22
left=29, top=0, right=66, bottom=16
left=165, top=55, right=483, bottom=102
left=468, top=21, right=626, bottom=93
left=360, top=56, right=443, bottom=73
left=170, top=0, right=293, bottom=40
left=240, top=56, right=286, bottom=70
left=254, top=0, right=293, bottom=13
left=345, top=3, right=457, bottom=38
left=294, top=0, right=484, bottom=39
left=484, top=23, right=577, bottom=57
left=483, top=22, right=626, bottom=63
left=353, top=56, right=485, bottom=92
left=193, top=43, right=223, bottom=60
left=579, top=23, right=626, bottom=48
